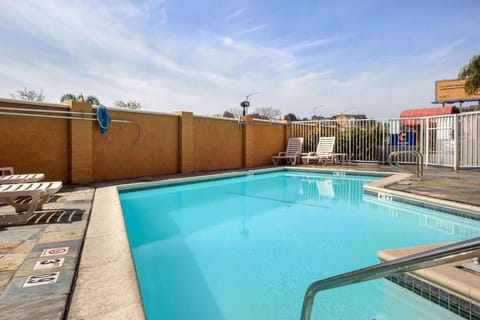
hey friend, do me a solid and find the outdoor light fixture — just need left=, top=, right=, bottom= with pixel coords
left=241, top=92, right=260, bottom=116
left=240, top=100, right=250, bottom=116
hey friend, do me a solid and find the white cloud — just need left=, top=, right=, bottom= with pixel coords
left=220, top=36, right=235, bottom=47
left=235, top=24, right=268, bottom=36
left=423, top=39, right=464, bottom=63
left=0, top=0, right=477, bottom=119
left=288, top=36, right=344, bottom=52
left=143, top=0, right=166, bottom=14
left=226, top=8, right=246, bottom=21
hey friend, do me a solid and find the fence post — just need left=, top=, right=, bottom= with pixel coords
left=425, top=118, right=429, bottom=167
left=454, top=114, right=459, bottom=170
left=67, top=101, right=94, bottom=183
left=176, top=111, right=194, bottom=173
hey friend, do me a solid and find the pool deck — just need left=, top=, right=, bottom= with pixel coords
left=0, top=164, right=480, bottom=319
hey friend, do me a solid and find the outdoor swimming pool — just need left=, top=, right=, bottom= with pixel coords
left=119, top=170, right=480, bottom=319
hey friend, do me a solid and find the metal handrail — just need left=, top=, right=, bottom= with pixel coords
left=388, top=150, right=424, bottom=178
left=300, top=237, right=480, bottom=320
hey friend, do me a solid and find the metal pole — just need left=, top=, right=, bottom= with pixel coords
left=454, top=114, right=459, bottom=170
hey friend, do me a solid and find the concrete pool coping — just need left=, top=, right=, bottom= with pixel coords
left=68, top=167, right=480, bottom=318
left=68, top=186, right=145, bottom=319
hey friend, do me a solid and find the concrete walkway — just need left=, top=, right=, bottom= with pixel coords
left=0, top=165, right=479, bottom=319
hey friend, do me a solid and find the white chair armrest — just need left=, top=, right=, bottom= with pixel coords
left=0, top=167, right=14, bottom=175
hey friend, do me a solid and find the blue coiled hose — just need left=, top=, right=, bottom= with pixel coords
left=97, top=104, right=111, bottom=134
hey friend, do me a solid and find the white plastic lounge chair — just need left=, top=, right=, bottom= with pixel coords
left=272, top=137, right=304, bottom=165
left=0, top=173, right=45, bottom=184
left=301, top=136, right=335, bottom=165
left=0, top=182, right=63, bottom=214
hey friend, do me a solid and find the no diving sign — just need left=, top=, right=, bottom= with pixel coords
left=40, top=247, right=69, bottom=257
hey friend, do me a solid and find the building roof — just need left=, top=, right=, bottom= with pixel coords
left=400, top=106, right=459, bottom=126
left=400, top=106, right=459, bottom=118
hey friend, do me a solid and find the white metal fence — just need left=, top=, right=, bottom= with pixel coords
left=291, top=111, right=480, bottom=169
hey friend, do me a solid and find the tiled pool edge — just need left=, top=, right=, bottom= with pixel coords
left=385, top=272, right=480, bottom=320
left=117, top=166, right=396, bottom=193
left=118, top=167, right=284, bottom=192
left=68, top=187, right=145, bottom=319
left=364, top=184, right=480, bottom=220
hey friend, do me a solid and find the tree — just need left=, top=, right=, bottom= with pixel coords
left=10, top=88, right=45, bottom=102
left=222, top=110, right=235, bottom=118
left=61, top=93, right=100, bottom=105
left=114, top=100, right=141, bottom=109
left=283, top=113, right=298, bottom=121
left=248, top=112, right=269, bottom=120
left=253, top=106, right=282, bottom=120
left=311, top=115, right=325, bottom=120
left=458, top=54, right=480, bottom=95
left=223, top=108, right=242, bottom=118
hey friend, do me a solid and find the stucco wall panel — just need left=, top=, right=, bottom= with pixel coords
left=93, top=110, right=179, bottom=181
left=0, top=101, right=69, bottom=182
left=252, top=122, right=286, bottom=166
left=193, top=117, right=242, bottom=172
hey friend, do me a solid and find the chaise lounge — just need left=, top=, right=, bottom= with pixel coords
left=301, top=136, right=336, bottom=165
left=0, top=167, right=45, bottom=184
left=0, top=174, right=45, bottom=184
left=272, top=137, right=304, bottom=165
left=0, top=181, right=63, bottom=214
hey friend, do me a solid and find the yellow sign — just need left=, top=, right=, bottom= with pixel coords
left=435, top=79, right=480, bottom=102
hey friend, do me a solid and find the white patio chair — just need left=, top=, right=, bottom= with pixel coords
left=301, top=137, right=336, bottom=165
left=0, top=182, right=63, bottom=214
left=272, top=137, right=304, bottom=165
left=0, top=173, right=45, bottom=184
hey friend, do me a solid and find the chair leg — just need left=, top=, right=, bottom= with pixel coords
left=26, top=193, right=41, bottom=215
left=5, top=192, right=44, bottom=214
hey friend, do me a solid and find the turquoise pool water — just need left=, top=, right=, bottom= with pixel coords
left=120, top=171, right=478, bottom=319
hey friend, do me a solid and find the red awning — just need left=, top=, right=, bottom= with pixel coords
left=400, top=106, right=459, bottom=118
left=400, top=106, right=459, bottom=125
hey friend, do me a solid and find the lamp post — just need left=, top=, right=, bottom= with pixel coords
left=241, top=92, right=260, bottom=116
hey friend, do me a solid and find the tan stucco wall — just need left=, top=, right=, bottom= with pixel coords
left=0, top=100, right=289, bottom=183
left=93, top=110, right=179, bottom=181
left=193, top=117, right=243, bottom=171
left=0, top=101, right=69, bottom=182
left=252, top=121, right=286, bottom=166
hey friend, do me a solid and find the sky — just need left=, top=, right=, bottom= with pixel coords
left=0, top=0, right=479, bottom=119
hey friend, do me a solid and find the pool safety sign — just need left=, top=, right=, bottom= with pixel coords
left=22, top=246, right=69, bottom=288
left=391, top=132, right=416, bottom=146
left=23, top=272, right=60, bottom=287
left=40, top=247, right=69, bottom=257
left=33, top=258, right=65, bottom=270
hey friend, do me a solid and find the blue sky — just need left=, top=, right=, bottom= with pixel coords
left=0, top=0, right=479, bottom=118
